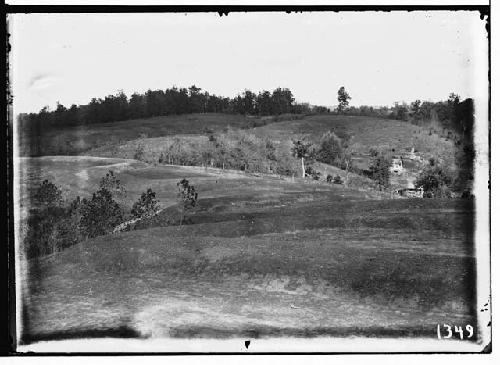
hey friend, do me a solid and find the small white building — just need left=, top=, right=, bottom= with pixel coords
left=389, top=158, right=403, bottom=175
left=393, top=187, right=424, bottom=199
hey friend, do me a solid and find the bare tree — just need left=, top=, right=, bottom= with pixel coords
left=291, top=139, right=314, bottom=178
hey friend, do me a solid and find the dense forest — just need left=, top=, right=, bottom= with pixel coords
left=17, top=86, right=316, bottom=132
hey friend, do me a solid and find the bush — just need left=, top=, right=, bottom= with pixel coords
left=305, top=166, right=321, bottom=180
left=326, top=174, right=333, bottom=183
left=333, top=175, right=343, bottom=184
left=34, top=179, right=62, bottom=207
left=79, top=188, right=124, bottom=238
left=415, top=165, right=454, bottom=198
left=131, top=188, right=160, bottom=218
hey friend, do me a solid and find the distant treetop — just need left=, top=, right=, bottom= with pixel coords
left=18, top=86, right=312, bottom=130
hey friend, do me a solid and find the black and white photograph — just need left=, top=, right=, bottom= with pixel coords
left=6, top=2, right=491, bottom=354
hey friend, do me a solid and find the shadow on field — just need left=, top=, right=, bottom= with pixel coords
left=20, top=325, right=145, bottom=345
left=19, top=325, right=478, bottom=344
left=168, top=325, right=477, bottom=340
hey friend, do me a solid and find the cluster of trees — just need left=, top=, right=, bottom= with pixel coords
left=292, top=132, right=390, bottom=189
left=340, top=105, right=392, bottom=118
left=396, top=94, right=473, bottom=133
left=415, top=160, right=454, bottom=198
left=17, top=86, right=322, bottom=133
left=383, top=94, right=474, bottom=150
left=155, top=128, right=380, bottom=185
left=231, top=88, right=302, bottom=115
left=24, top=172, right=198, bottom=259
left=334, top=91, right=473, bottom=143
left=158, top=129, right=298, bottom=176
left=25, top=174, right=126, bottom=258
left=333, top=91, right=475, bottom=196
left=414, top=157, right=473, bottom=199
left=155, top=126, right=393, bottom=190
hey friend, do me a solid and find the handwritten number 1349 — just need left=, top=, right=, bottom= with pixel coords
left=437, top=324, right=473, bottom=340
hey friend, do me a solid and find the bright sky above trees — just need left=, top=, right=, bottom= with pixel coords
left=10, top=11, right=488, bottom=114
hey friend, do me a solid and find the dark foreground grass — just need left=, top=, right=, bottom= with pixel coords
left=21, top=196, right=476, bottom=343
left=135, top=196, right=474, bottom=243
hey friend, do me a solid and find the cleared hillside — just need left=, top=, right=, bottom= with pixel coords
left=18, top=113, right=255, bottom=156
left=253, top=114, right=456, bottom=164
left=83, top=114, right=456, bottom=188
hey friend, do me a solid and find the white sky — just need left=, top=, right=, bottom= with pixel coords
left=9, top=11, right=488, bottom=113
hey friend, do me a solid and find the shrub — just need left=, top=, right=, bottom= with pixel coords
left=34, top=179, right=62, bottom=207
left=326, top=174, right=333, bottom=183
left=131, top=188, right=160, bottom=218
left=333, top=175, right=343, bottom=184
left=305, top=166, right=321, bottom=180
left=79, top=188, right=124, bottom=238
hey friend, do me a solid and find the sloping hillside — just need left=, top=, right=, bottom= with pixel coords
left=82, top=114, right=456, bottom=191
left=18, top=113, right=254, bottom=156
left=253, top=114, right=456, bottom=163
left=18, top=114, right=476, bottom=344
left=21, top=195, right=475, bottom=342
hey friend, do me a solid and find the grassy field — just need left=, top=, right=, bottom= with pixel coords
left=18, top=113, right=255, bottom=156
left=19, top=155, right=382, bottom=214
left=19, top=157, right=476, bottom=343
left=21, top=198, right=476, bottom=341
